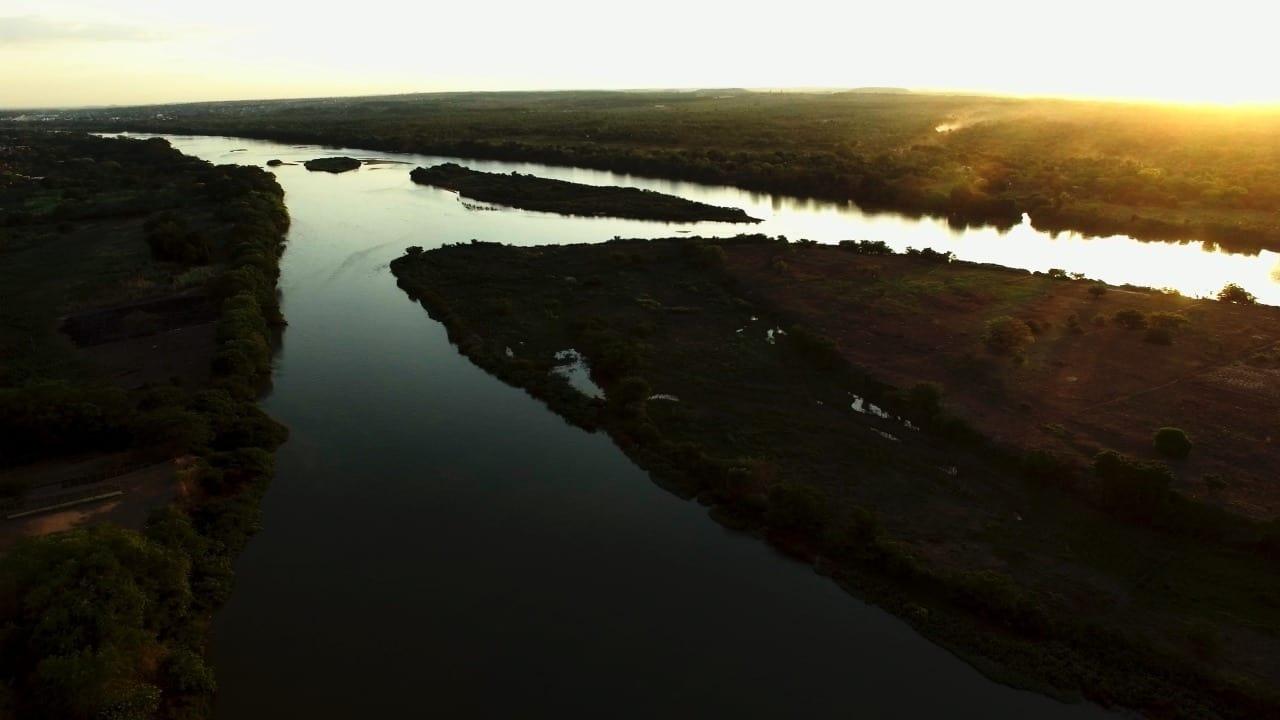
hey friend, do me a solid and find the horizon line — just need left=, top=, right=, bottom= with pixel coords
left=5, top=86, right=1280, bottom=114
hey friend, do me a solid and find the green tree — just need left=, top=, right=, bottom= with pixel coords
left=1112, top=309, right=1148, bottom=330
left=1153, top=427, right=1192, bottom=459
left=1217, top=282, right=1257, bottom=305
left=982, top=316, right=1034, bottom=357
left=1093, top=450, right=1173, bottom=522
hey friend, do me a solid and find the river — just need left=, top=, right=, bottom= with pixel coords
left=147, top=134, right=1145, bottom=718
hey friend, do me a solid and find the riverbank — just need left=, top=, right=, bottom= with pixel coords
left=0, top=132, right=290, bottom=718
left=391, top=236, right=1280, bottom=719
left=40, top=90, right=1280, bottom=252
left=409, top=163, right=758, bottom=222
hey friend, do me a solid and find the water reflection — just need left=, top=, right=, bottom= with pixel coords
left=129, top=133, right=1119, bottom=719
left=116, top=132, right=1280, bottom=305
left=551, top=349, right=605, bottom=399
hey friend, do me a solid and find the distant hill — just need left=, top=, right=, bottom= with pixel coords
left=844, top=87, right=912, bottom=94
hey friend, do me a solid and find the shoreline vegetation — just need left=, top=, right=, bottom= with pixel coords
left=390, top=236, right=1280, bottom=720
left=0, top=132, right=290, bottom=719
left=409, top=163, right=759, bottom=223
left=32, top=90, right=1280, bottom=253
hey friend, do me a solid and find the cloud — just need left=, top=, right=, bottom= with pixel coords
left=0, top=15, right=160, bottom=44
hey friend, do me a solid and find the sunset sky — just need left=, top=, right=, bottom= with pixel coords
left=3, top=0, right=1276, bottom=108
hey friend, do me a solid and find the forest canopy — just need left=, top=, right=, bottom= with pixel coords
left=36, top=90, right=1280, bottom=251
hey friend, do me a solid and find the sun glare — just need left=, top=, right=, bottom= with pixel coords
left=2, top=0, right=1277, bottom=107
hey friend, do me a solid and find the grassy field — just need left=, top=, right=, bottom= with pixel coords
left=724, top=241, right=1280, bottom=521
left=0, top=135, right=219, bottom=387
left=392, top=236, right=1280, bottom=719
left=36, top=89, right=1280, bottom=251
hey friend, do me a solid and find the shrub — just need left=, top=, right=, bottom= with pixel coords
left=907, top=382, right=943, bottom=417
left=930, top=413, right=982, bottom=444
left=213, top=404, right=288, bottom=451
left=1143, top=326, right=1172, bottom=345
left=1153, top=427, right=1192, bottom=459
left=766, top=482, right=828, bottom=533
left=1148, top=312, right=1189, bottom=330
left=145, top=211, right=213, bottom=264
left=162, top=647, right=217, bottom=695
left=209, top=447, right=275, bottom=488
left=1088, top=284, right=1108, bottom=298
left=575, top=325, right=644, bottom=381
left=1217, top=282, right=1256, bottom=305
left=137, top=384, right=187, bottom=412
left=1022, top=449, right=1077, bottom=488
left=212, top=266, right=272, bottom=312
left=982, top=316, right=1034, bottom=357
left=838, top=239, right=893, bottom=255
left=1093, top=450, right=1173, bottom=521
left=904, top=247, right=954, bottom=263
left=787, top=326, right=843, bottom=370
left=0, top=524, right=187, bottom=720
left=822, top=506, right=880, bottom=556
left=212, top=347, right=256, bottom=378
left=132, top=407, right=212, bottom=454
left=685, top=242, right=727, bottom=269
left=871, top=538, right=925, bottom=580
left=1024, top=318, right=1051, bottom=336
left=1112, top=309, right=1147, bottom=330
left=223, top=335, right=271, bottom=375
left=0, top=381, right=134, bottom=465
left=1142, top=313, right=1188, bottom=344
left=950, top=569, right=1051, bottom=635
left=190, top=389, right=239, bottom=433
left=1065, top=313, right=1083, bottom=334
left=611, top=376, right=651, bottom=409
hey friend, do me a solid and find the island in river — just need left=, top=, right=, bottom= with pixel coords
left=304, top=156, right=362, bottom=173
left=409, top=162, right=759, bottom=223
left=0, top=131, right=289, bottom=719
left=391, top=236, right=1280, bottom=720
left=47, top=90, right=1280, bottom=252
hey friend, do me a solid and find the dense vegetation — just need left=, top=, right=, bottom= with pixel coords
left=392, top=236, right=1280, bottom=719
left=33, top=89, right=1280, bottom=251
left=0, top=131, right=290, bottom=718
left=410, top=162, right=758, bottom=222
left=302, top=156, right=361, bottom=173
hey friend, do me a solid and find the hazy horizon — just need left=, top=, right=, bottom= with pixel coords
left=3, top=0, right=1278, bottom=110
left=11, top=85, right=1280, bottom=114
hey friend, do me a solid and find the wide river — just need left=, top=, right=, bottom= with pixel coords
left=146, top=134, right=1165, bottom=718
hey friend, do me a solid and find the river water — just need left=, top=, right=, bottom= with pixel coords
left=146, top=134, right=1145, bottom=718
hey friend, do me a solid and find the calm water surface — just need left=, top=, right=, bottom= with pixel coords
left=147, top=135, right=1138, bottom=718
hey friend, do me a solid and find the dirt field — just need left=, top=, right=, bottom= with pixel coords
left=64, top=293, right=220, bottom=390
left=0, top=458, right=182, bottom=551
left=725, top=243, right=1280, bottom=520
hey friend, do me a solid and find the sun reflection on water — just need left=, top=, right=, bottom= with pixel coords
left=134, top=133, right=1280, bottom=307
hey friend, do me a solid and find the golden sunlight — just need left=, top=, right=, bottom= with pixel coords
left=2, top=0, right=1277, bottom=107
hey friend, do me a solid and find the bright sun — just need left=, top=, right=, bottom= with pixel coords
left=1, top=0, right=1277, bottom=107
